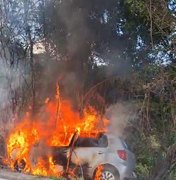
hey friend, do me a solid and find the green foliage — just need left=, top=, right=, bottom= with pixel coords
left=136, top=162, right=150, bottom=179
left=124, top=0, right=147, bottom=18
left=168, top=169, right=176, bottom=180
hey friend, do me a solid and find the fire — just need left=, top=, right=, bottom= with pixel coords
left=94, top=165, right=104, bottom=180
left=5, top=85, right=109, bottom=178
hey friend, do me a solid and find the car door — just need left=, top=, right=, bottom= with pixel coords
left=71, top=134, right=108, bottom=168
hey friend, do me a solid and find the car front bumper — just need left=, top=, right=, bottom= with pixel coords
left=115, top=163, right=136, bottom=180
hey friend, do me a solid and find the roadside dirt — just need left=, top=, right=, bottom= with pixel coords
left=0, top=169, right=53, bottom=180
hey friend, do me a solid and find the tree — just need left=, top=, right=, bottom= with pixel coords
left=0, top=0, right=44, bottom=115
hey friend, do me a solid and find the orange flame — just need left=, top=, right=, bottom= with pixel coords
left=94, top=165, right=104, bottom=180
left=6, top=84, right=109, bottom=178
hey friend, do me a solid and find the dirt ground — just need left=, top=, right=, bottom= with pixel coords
left=0, top=169, right=55, bottom=180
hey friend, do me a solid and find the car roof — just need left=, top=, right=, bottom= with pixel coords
left=103, top=133, right=122, bottom=139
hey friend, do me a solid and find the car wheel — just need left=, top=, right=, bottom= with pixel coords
left=94, top=164, right=120, bottom=180
left=14, top=159, right=26, bottom=172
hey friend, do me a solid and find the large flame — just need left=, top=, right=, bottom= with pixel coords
left=6, top=85, right=109, bottom=178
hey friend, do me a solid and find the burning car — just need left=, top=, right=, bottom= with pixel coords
left=11, top=132, right=136, bottom=180
left=70, top=133, right=136, bottom=180
left=5, top=86, right=136, bottom=179
left=67, top=133, right=136, bottom=180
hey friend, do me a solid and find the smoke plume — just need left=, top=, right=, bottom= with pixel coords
left=0, top=59, right=25, bottom=132
left=106, top=102, right=136, bottom=136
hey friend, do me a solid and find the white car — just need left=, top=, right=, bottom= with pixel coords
left=14, top=133, right=136, bottom=180
left=52, top=133, right=136, bottom=180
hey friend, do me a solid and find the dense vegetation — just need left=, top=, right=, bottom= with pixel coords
left=0, top=0, right=176, bottom=179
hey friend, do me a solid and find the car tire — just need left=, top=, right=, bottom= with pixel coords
left=94, top=164, right=120, bottom=180
left=14, top=159, right=26, bottom=172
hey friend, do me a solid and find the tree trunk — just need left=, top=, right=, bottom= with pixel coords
left=24, top=0, right=36, bottom=116
left=29, top=30, right=35, bottom=116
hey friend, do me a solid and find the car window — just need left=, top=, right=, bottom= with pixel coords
left=120, top=138, right=128, bottom=149
left=98, top=134, right=108, bottom=147
left=75, top=134, right=108, bottom=147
